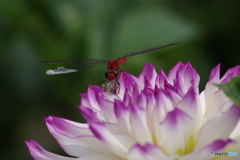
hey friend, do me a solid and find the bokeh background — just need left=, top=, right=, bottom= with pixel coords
left=1, top=0, right=240, bottom=159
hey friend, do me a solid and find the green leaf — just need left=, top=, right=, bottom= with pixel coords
left=215, top=75, right=240, bottom=106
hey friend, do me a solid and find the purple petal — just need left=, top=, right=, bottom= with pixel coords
left=126, top=74, right=144, bottom=93
left=122, top=88, right=132, bottom=106
left=209, top=64, right=220, bottom=81
left=118, top=72, right=143, bottom=97
left=138, top=63, right=157, bottom=90
left=163, top=87, right=182, bottom=105
left=79, top=85, right=102, bottom=110
left=45, top=116, right=92, bottom=137
left=175, top=62, right=200, bottom=96
left=156, top=68, right=168, bottom=89
left=220, top=65, right=240, bottom=83
left=80, top=85, right=116, bottom=122
left=86, top=86, right=104, bottom=110
left=143, top=76, right=154, bottom=91
left=167, top=62, right=184, bottom=85
left=78, top=106, right=101, bottom=123
left=133, top=87, right=150, bottom=110
left=25, top=140, right=75, bottom=160
left=116, top=71, right=131, bottom=98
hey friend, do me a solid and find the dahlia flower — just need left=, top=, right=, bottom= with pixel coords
left=25, top=62, right=240, bottom=160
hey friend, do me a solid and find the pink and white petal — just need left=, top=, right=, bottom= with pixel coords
left=164, top=88, right=182, bottom=106
left=173, top=77, right=185, bottom=97
left=117, top=71, right=127, bottom=96
left=78, top=106, right=103, bottom=123
left=94, top=96, right=116, bottom=123
left=105, top=123, right=121, bottom=134
left=102, top=91, right=121, bottom=102
left=177, top=86, right=202, bottom=131
left=79, top=85, right=104, bottom=108
left=81, top=85, right=102, bottom=110
left=156, top=68, right=168, bottom=89
left=154, top=88, right=174, bottom=123
left=158, top=108, right=193, bottom=155
left=204, top=90, right=230, bottom=121
left=122, top=88, right=133, bottom=106
left=167, top=62, right=184, bottom=85
left=138, top=63, right=157, bottom=90
left=89, top=122, right=135, bottom=157
left=133, top=87, right=149, bottom=110
left=25, top=140, right=75, bottom=160
left=175, top=62, right=200, bottom=95
left=195, top=105, right=240, bottom=151
left=127, top=74, right=145, bottom=93
left=204, top=64, right=221, bottom=109
left=145, top=91, right=157, bottom=135
left=126, top=143, right=176, bottom=160
left=79, top=92, right=91, bottom=109
left=45, top=116, right=92, bottom=137
left=199, top=90, right=206, bottom=118
left=128, top=71, right=146, bottom=90
left=87, top=85, right=109, bottom=111
left=53, top=130, right=114, bottom=157
left=142, top=76, right=154, bottom=92
left=45, top=117, right=114, bottom=156
left=76, top=154, right=121, bottom=160
left=230, top=119, right=240, bottom=139
left=118, top=73, right=141, bottom=98
left=56, top=142, right=99, bottom=157
left=179, top=139, right=235, bottom=160
left=118, top=71, right=144, bottom=96
left=114, top=100, right=132, bottom=136
left=209, top=64, right=221, bottom=81
left=177, top=85, right=200, bottom=116
left=130, top=104, right=153, bottom=144
left=74, top=136, right=116, bottom=156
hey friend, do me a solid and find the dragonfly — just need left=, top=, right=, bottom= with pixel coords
left=40, top=42, right=180, bottom=94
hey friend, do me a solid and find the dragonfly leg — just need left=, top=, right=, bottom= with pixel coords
left=101, top=79, right=120, bottom=94
left=115, top=79, right=120, bottom=94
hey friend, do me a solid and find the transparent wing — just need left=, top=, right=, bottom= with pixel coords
left=40, top=59, right=107, bottom=64
left=43, top=59, right=109, bottom=75
left=117, top=42, right=181, bottom=60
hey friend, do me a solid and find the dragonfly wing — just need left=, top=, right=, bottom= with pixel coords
left=117, top=42, right=181, bottom=60
left=45, top=59, right=109, bottom=75
left=40, top=59, right=108, bottom=64
left=46, top=67, right=78, bottom=75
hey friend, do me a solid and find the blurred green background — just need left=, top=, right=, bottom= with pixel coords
left=1, top=0, right=240, bottom=159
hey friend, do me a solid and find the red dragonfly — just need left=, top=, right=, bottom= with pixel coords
left=41, top=42, right=180, bottom=93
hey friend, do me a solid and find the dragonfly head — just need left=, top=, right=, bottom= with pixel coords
left=105, top=69, right=118, bottom=80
